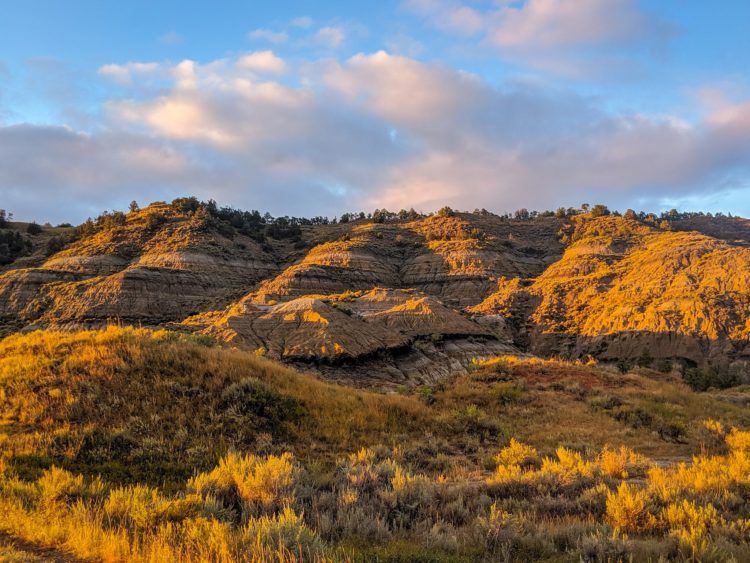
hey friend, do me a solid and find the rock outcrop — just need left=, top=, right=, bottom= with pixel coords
left=204, top=288, right=499, bottom=359
left=471, top=215, right=750, bottom=365
left=3, top=202, right=750, bottom=383
left=0, top=204, right=278, bottom=324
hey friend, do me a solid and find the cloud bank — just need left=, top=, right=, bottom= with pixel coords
left=2, top=49, right=750, bottom=222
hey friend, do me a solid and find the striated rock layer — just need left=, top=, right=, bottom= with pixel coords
left=0, top=204, right=278, bottom=325
left=470, top=215, right=750, bottom=367
left=197, top=287, right=515, bottom=385
left=3, top=203, right=750, bottom=383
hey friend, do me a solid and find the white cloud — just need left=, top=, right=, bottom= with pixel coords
left=4, top=51, right=750, bottom=223
left=98, top=62, right=160, bottom=85
left=237, top=51, right=287, bottom=74
left=490, top=0, right=655, bottom=49
left=291, top=16, right=313, bottom=28
left=247, top=28, right=288, bottom=44
left=404, top=0, right=483, bottom=35
left=385, top=33, right=425, bottom=57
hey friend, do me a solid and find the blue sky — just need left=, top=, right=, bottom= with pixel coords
left=1, top=0, right=750, bottom=222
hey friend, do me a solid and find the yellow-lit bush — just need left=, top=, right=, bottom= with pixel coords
left=495, top=438, right=538, bottom=468
left=37, top=467, right=104, bottom=508
left=189, top=452, right=297, bottom=518
left=726, top=427, right=750, bottom=453
left=540, top=447, right=596, bottom=483
left=606, top=482, right=659, bottom=536
left=598, top=446, right=650, bottom=479
left=663, top=499, right=722, bottom=555
left=487, top=462, right=524, bottom=486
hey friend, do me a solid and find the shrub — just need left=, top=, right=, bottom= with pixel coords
left=46, top=235, right=66, bottom=256
left=646, top=431, right=750, bottom=501
left=0, top=229, right=32, bottom=265
left=478, top=502, right=516, bottom=549
left=219, top=377, right=305, bottom=429
left=171, top=197, right=202, bottom=214
left=242, top=506, right=324, bottom=557
left=145, top=212, right=166, bottom=230
left=451, top=404, right=500, bottom=439
left=105, top=485, right=171, bottom=530
left=606, top=482, right=659, bottom=536
left=494, top=439, right=538, bottom=468
left=598, top=446, right=650, bottom=479
left=726, top=427, right=750, bottom=453
left=36, top=466, right=104, bottom=507
left=189, top=452, right=297, bottom=518
left=663, top=499, right=722, bottom=556
left=340, top=447, right=398, bottom=494
left=589, top=204, right=610, bottom=218
left=540, top=447, right=596, bottom=483
left=492, top=382, right=524, bottom=405
left=26, top=222, right=43, bottom=235
left=684, top=365, right=739, bottom=391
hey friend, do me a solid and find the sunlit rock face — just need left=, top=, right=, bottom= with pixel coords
left=3, top=205, right=750, bottom=382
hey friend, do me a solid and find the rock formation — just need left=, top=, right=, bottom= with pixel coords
left=2, top=202, right=749, bottom=383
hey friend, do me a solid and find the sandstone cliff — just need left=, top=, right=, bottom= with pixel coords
left=0, top=204, right=278, bottom=325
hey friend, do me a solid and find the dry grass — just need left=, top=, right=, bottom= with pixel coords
left=2, top=329, right=750, bottom=560
left=0, top=327, right=430, bottom=485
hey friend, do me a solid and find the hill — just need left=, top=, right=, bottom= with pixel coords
left=1, top=200, right=750, bottom=386
left=472, top=215, right=750, bottom=374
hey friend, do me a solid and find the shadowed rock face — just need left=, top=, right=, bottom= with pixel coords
left=0, top=205, right=279, bottom=325
left=2, top=204, right=750, bottom=382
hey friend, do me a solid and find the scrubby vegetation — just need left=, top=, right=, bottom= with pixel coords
left=0, top=228, right=32, bottom=265
left=1, top=328, right=750, bottom=560
left=2, top=424, right=749, bottom=560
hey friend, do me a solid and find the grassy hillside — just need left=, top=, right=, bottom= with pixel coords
left=1, top=328, right=750, bottom=560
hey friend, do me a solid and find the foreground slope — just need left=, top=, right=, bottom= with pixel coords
left=1, top=327, right=747, bottom=483
left=1, top=328, right=750, bottom=561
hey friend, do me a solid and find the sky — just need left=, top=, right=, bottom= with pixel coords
left=1, top=0, right=750, bottom=223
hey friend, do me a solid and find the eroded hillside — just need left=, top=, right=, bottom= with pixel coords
left=2, top=200, right=749, bottom=384
left=472, top=215, right=750, bottom=371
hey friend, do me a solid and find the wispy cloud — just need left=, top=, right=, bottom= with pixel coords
left=247, top=28, right=289, bottom=44
left=98, top=62, right=160, bottom=86
left=404, top=0, right=483, bottom=36
left=159, top=31, right=183, bottom=46
left=314, top=26, right=346, bottom=49
left=290, top=16, right=313, bottom=29
left=404, top=0, right=676, bottom=77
